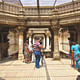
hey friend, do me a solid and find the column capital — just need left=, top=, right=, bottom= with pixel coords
left=53, top=28, right=60, bottom=32
left=45, top=31, right=50, bottom=36
left=27, top=30, right=32, bottom=37
left=17, top=26, right=25, bottom=32
left=9, top=28, right=17, bottom=33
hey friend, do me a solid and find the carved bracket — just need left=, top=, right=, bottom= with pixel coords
left=17, top=26, right=25, bottom=32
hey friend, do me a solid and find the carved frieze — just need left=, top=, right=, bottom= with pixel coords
left=0, top=1, right=80, bottom=27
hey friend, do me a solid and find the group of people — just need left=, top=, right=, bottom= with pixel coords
left=23, top=38, right=80, bottom=69
left=71, top=42, right=80, bottom=70
left=23, top=37, right=43, bottom=68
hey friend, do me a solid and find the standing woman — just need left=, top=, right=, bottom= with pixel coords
left=72, top=42, right=80, bottom=69
left=24, top=40, right=31, bottom=63
left=74, top=42, right=80, bottom=69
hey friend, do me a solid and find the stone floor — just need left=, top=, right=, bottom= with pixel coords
left=0, top=58, right=80, bottom=80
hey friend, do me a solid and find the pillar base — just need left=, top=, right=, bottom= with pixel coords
left=53, top=52, right=60, bottom=60
left=18, top=54, right=24, bottom=60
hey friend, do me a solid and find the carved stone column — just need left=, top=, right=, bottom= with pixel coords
left=28, top=31, right=32, bottom=49
left=8, top=29, right=17, bottom=56
left=43, top=37, right=45, bottom=48
left=17, top=26, right=24, bottom=60
left=51, top=8, right=60, bottom=60
left=0, top=33, right=3, bottom=60
left=0, top=33, right=2, bottom=60
left=78, top=31, right=80, bottom=43
left=53, top=28, right=60, bottom=60
left=76, top=26, right=80, bottom=43
left=46, top=31, right=50, bottom=50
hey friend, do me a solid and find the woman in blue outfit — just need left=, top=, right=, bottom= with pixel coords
left=71, top=42, right=80, bottom=69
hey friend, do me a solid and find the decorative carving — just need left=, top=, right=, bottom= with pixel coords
left=45, top=31, right=50, bottom=36
left=17, top=26, right=25, bottom=32
left=8, top=29, right=18, bottom=56
left=27, top=30, right=32, bottom=36
left=0, top=1, right=80, bottom=27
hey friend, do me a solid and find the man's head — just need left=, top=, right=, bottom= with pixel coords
left=36, top=37, right=40, bottom=42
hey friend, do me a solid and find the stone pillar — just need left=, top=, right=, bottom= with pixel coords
left=8, top=29, right=18, bottom=56
left=18, top=26, right=24, bottom=60
left=76, top=26, right=80, bottom=43
left=53, top=28, right=60, bottom=60
left=0, top=34, right=2, bottom=60
left=33, top=38, right=35, bottom=44
left=51, top=8, right=60, bottom=60
left=28, top=31, right=32, bottom=49
left=46, top=31, right=50, bottom=50
left=29, top=36, right=31, bottom=48
left=0, top=33, right=3, bottom=60
left=43, top=37, right=45, bottom=48
left=78, top=31, right=80, bottom=43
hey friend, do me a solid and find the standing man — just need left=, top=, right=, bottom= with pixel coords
left=33, top=37, right=42, bottom=68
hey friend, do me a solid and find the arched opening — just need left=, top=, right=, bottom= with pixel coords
left=23, top=27, right=53, bottom=58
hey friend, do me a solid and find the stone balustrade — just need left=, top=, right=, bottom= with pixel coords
left=56, top=1, right=80, bottom=14
left=24, top=7, right=53, bottom=16
left=0, top=2, right=21, bottom=14
left=0, top=1, right=80, bottom=16
left=0, top=1, right=80, bottom=26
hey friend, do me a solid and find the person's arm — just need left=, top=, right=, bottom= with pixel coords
left=71, top=46, right=74, bottom=51
left=38, top=43, right=43, bottom=48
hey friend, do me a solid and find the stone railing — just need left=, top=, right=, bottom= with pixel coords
left=23, top=7, right=53, bottom=16
left=0, top=1, right=80, bottom=16
left=0, top=2, right=21, bottom=15
left=23, top=1, right=80, bottom=16
left=0, top=2, right=53, bottom=16
left=56, top=1, right=80, bottom=15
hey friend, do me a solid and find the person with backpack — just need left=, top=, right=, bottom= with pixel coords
left=33, top=37, right=42, bottom=68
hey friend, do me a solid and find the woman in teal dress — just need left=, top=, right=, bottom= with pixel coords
left=72, top=42, right=80, bottom=69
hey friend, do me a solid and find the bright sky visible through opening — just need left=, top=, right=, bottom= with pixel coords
left=21, top=0, right=72, bottom=6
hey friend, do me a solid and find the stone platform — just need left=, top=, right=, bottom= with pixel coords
left=0, top=58, right=80, bottom=80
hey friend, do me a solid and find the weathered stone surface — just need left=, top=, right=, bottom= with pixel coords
left=3, top=0, right=22, bottom=5
left=8, top=29, right=19, bottom=56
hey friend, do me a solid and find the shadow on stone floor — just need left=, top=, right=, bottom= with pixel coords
left=0, top=56, right=17, bottom=64
left=0, top=77, right=5, bottom=80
